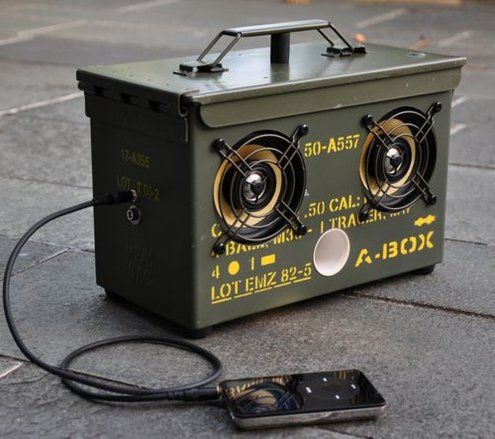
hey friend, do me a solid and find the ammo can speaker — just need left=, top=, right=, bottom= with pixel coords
left=77, top=20, right=465, bottom=334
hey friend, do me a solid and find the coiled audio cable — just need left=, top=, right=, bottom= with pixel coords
left=2, top=191, right=222, bottom=403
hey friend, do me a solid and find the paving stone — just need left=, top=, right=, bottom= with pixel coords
left=352, top=239, right=495, bottom=317
left=0, top=234, right=65, bottom=276
left=0, top=0, right=378, bottom=66
left=0, top=59, right=78, bottom=111
left=217, top=300, right=495, bottom=439
left=446, top=165, right=495, bottom=246
left=0, top=249, right=493, bottom=437
left=22, top=94, right=84, bottom=124
left=0, top=177, right=93, bottom=250
left=0, top=251, right=206, bottom=368
left=112, top=0, right=364, bottom=30
left=0, top=36, right=190, bottom=66
left=358, top=4, right=495, bottom=63
left=0, top=1, right=494, bottom=437
left=456, top=69, right=495, bottom=100
left=0, top=104, right=91, bottom=188
left=43, top=21, right=210, bottom=51
left=450, top=97, right=495, bottom=169
left=0, top=365, right=349, bottom=439
left=1, top=0, right=139, bottom=21
left=0, top=9, right=78, bottom=40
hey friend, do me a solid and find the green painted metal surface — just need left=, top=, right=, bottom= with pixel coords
left=77, top=42, right=464, bottom=112
left=79, top=37, right=465, bottom=331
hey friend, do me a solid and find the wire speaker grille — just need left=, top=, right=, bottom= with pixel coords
left=359, top=103, right=441, bottom=219
left=212, top=127, right=308, bottom=254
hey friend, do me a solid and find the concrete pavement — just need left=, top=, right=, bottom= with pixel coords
left=0, top=1, right=494, bottom=437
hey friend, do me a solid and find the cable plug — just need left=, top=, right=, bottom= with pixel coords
left=179, top=387, right=221, bottom=402
left=94, top=190, right=137, bottom=206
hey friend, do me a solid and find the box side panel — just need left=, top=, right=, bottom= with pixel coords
left=87, top=96, right=195, bottom=327
left=190, top=91, right=452, bottom=328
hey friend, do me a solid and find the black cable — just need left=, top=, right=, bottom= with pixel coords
left=2, top=191, right=222, bottom=403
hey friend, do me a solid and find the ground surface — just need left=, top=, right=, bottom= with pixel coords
left=0, top=0, right=494, bottom=438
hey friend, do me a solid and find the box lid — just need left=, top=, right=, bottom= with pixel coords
left=77, top=40, right=465, bottom=117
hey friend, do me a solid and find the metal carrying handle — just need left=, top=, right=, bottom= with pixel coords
left=176, top=19, right=366, bottom=75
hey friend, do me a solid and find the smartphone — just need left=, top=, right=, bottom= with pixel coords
left=219, top=369, right=386, bottom=430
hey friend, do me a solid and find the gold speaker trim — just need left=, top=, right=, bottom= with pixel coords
left=359, top=118, right=416, bottom=197
left=213, top=144, right=283, bottom=229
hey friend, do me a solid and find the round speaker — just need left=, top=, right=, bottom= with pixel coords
left=359, top=106, right=437, bottom=212
left=213, top=130, right=306, bottom=246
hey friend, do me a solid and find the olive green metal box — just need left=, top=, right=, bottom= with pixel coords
left=77, top=20, right=465, bottom=333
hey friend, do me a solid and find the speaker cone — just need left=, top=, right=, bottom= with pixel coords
left=359, top=104, right=440, bottom=217
left=212, top=127, right=308, bottom=253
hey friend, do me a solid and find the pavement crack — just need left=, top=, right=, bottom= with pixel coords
left=0, top=236, right=93, bottom=253
left=0, top=56, right=77, bottom=68
left=0, top=349, right=153, bottom=390
left=0, top=92, right=82, bottom=117
left=34, top=398, right=62, bottom=409
left=464, top=64, right=495, bottom=72
left=9, top=248, right=70, bottom=279
left=345, top=292, right=495, bottom=322
left=317, top=426, right=374, bottom=438
left=0, top=352, right=30, bottom=364
left=444, top=237, right=488, bottom=247
left=449, top=162, right=495, bottom=171
left=10, top=374, right=46, bottom=385
left=0, top=174, right=91, bottom=190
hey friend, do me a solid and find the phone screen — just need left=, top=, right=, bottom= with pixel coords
left=220, top=369, right=385, bottom=419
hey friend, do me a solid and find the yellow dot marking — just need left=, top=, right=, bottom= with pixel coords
left=228, top=261, right=240, bottom=276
